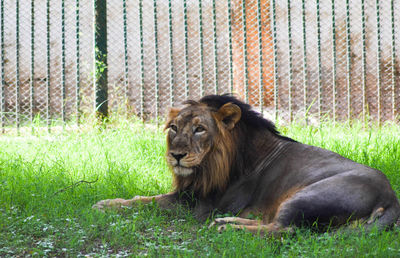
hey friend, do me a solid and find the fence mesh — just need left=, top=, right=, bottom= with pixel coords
left=0, top=0, right=399, bottom=130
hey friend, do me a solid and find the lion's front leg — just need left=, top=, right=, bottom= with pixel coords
left=209, top=217, right=261, bottom=228
left=92, top=198, right=133, bottom=211
left=209, top=217, right=293, bottom=236
left=92, top=193, right=179, bottom=211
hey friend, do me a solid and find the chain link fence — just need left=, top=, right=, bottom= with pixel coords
left=1, top=0, right=399, bottom=130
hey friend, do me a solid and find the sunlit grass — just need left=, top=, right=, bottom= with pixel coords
left=1, top=117, right=399, bottom=256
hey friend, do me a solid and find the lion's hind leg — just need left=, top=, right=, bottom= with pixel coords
left=272, top=174, right=400, bottom=232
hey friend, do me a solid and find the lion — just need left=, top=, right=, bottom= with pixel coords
left=93, top=94, right=400, bottom=235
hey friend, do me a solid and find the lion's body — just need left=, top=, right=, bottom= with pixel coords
left=93, top=94, right=400, bottom=234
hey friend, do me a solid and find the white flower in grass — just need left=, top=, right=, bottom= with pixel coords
left=23, top=215, right=34, bottom=222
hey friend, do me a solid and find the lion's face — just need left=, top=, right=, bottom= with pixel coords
left=166, top=105, right=217, bottom=176
left=165, top=102, right=241, bottom=177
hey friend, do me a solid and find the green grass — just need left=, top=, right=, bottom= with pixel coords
left=1, top=117, right=400, bottom=257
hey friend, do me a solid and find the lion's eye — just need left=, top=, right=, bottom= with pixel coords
left=194, top=125, right=206, bottom=134
left=170, top=124, right=178, bottom=133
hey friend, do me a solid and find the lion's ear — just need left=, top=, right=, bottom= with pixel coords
left=217, top=103, right=241, bottom=130
left=164, top=107, right=180, bottom=131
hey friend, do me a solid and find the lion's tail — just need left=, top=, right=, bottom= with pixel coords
left=366, top=204, right=400, bottom=231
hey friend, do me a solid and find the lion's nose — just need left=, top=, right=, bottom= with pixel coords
left=171, top=152, right=187, bottom=162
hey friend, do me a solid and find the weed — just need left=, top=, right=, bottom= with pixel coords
left=0, top=119, right=399, bottom=256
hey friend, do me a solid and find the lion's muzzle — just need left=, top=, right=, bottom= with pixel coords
left=167, top=151, right=195, bottom=176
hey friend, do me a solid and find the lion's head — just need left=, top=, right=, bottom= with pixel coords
left=165, top=98, right=242, bottom=196
left=164, top=94, right=287, bottom=197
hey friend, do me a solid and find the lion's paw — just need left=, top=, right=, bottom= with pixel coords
left=92, top=198, right=127, bottom=211
left=217, top=224, right=229, bottom=232
left=215, top=224, right=240, bottom=233
left=209, top=217, right=237, bottom=228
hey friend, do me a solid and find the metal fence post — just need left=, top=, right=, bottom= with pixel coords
left=271, top=0, right=279, bottom=122
left=183, top=0, right=189, bottom=99
left=30, top=0, right=35, bottom=130
left=123, top=0, right=129, bottom=111
left=242, top=0, right=249, bottom=103
left=168, top=0, right=175, bottom=106
left=15, top=0, right=20, bottom=131
left=61, top=0, right=66, bottom=124
left=153, top=0, right=160, bottom=121
left=331, top=0, right=337, bottom=122
left=390, top=0, right=396, bottom=120
left=345, top=0, right=351, bottom=121
left=75, top=0, right=81, bottom=124
left=287, top=0, right=293, bottom=122
left=0, top=0, right=4, bottom=132
left=94, top=0, right=108, bottom=119
left=375, top=0, right=381, bottom=124
left=46, top=0, right=51, bottom=131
